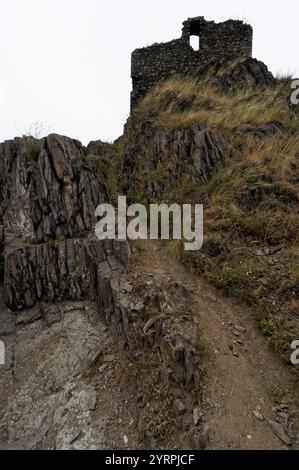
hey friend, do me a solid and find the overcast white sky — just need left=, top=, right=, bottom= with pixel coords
left=0, top=0, right=298, bottom=145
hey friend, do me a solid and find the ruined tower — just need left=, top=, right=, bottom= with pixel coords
left=131, top=17, right=253, bottom=109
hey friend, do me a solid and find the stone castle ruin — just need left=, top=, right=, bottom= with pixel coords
left=131, top=16, right=253, bottom=108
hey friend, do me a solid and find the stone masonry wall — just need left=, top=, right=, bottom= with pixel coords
left=131, top=16, right=253, bottom=108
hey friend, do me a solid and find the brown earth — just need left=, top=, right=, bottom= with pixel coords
left=0, top=239, right=298, bottom=450
left=132, top=240, right=299, bottom=450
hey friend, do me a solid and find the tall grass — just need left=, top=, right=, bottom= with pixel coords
left=139, top=77, right=293, bottom=134
left=134, top=73, right=299, bottom=362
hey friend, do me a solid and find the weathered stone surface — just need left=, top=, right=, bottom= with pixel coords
left=97, top=260, right=202, bottom=387
left=0, top=133, right=131, bottom=312
left=0, top=301, right=114, bottom=449
left=4, top=238, right=130, bottom=311
left=131, top=17, right=253, bottom=108
left=0, top=226, right=3, bottom=254
left=0, top=134, right=104, bottom=243
left=0, top=226, right=4, bottom=283
left=205, top=58, right=277, bottom=92
left=267, top=419, right=293, bottom=446
left=122, top=123, right=224, bottom=197
left=233, top=122, right=282, bottom=139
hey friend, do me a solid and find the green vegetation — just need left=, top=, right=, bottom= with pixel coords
left=194, top=333, right=208, bottom=357
left=26, top=137, right=41, bottom=162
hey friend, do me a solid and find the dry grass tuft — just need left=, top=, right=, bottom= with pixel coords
left=128, top=72, right=299, bottom=363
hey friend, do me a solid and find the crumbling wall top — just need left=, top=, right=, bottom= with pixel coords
left=131, top=16, right=253, bottom=109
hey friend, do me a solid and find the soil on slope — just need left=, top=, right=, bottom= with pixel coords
left=0, top=239, right=298, bottom=450
left=134, top=241, right=299, bottom=450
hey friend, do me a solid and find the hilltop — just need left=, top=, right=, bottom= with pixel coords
left=0, top=17, right=298, bottom=450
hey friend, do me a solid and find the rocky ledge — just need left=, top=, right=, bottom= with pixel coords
left=0, top=133, right=130, bottom=311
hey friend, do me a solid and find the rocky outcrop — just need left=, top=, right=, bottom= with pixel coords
left=122, top=123, right=224, bottom=198
left=196, top=58, right=277, bottom=91
left=86, top=139, right=118, bottom=159
left=0, top=134, right=104, bottom=243
left=98, top=256, right=202, bottom=387
left=4, top=238, right=130, bottom=311
left=209, top=58, right=277, bottom=92
left=0, top=133, right=131, bottom=312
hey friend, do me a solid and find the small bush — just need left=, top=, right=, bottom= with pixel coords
left=27, top=137, right=40, bottom=162
left=194, top=334, right=207, bottom=357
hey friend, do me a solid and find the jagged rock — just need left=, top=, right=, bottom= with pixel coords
left=253, top=408, right=264, bottom=422
left=4, top=238, right=130, bottom=311
left=0, top=226, right=3, bottom=254
left=193, top=405, right=203, bottom=425
left=267, top=419, right=293, bottom=446
left=122, top=123, right=224, bottom=197
left=0, top=226, right=4, bottom=282
left=86, top=140, right=117, bottom=158
left=15, top=305, right=42, bottom=325
left=0, top=134, right=104, bottom=243
left=233, top=122, right=282, bottom=139
left=198, top=58, right=277, bottom=92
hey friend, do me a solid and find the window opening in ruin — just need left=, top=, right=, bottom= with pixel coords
left=190, top=35, right=200, bottom=51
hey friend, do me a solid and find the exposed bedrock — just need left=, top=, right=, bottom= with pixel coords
left=4, top=238, right=131, bottom=311
left=0, top=134, right=104, bottom=243
left=97, top=257, right=202, bottom=388
left=0, top=133, right=130, bottom=312
left=122, top=123, right=225, bottom=197
left=195, top=58, right=277, bottom=91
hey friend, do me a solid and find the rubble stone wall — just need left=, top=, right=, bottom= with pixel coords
left=131, top=16, right=253, bottom=108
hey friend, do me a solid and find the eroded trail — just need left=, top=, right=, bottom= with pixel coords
left=0, top=240, right=298, bottom=450
left=135, top=241, right=299, bottom=450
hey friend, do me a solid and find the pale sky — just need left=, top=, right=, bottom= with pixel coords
left=0, top=0, right=298, bottom=145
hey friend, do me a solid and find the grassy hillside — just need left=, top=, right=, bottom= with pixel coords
left=122, top=67, right=299, bottom=363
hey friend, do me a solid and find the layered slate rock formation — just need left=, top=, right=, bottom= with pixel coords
left=0, top=134, right=103, bottom=242
left=98, top=258, right=203, bottom=387
left=0, top=134, right=130, bottom=311
left=4, top=238, right=130, bottom=311
left=121, top=123, right=225, bottom=198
